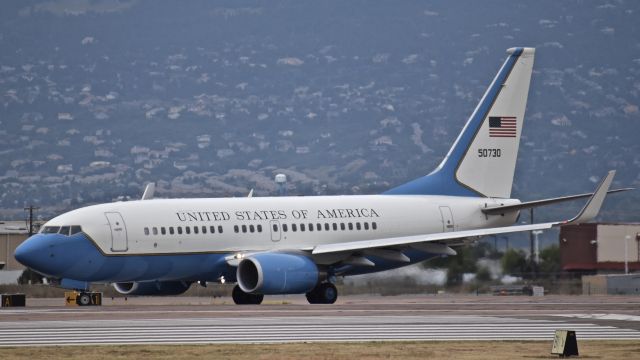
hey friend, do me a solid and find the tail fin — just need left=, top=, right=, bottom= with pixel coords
left=385, top=47, right=535, bottom=198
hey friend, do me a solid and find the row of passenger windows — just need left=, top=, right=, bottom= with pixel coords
left=143, top=221, right=379, bottom=236
left=41, top=226, right=83, bottom=236
left=236, top=221, right=378, bottom=234
left=144, top=225, right=224, bottom=236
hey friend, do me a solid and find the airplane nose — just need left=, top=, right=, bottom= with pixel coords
left=14, top=235, right=43, bottom=269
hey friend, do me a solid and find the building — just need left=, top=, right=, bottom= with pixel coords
left=560, top=223, right=640, bottom=273
left=582, top=274, right=640, bottom=295
left=0, top=221, right=32, bottom=271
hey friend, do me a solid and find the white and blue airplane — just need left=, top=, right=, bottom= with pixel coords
left=15, top=47, right=628, bottom=304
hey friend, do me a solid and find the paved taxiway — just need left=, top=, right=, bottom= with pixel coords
left=2, top=295, right=640, bottom=346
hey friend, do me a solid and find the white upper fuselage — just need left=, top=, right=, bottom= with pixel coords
left=44, top=194, right=520, bottom=256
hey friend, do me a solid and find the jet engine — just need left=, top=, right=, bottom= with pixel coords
left=237, top=253, right=319, bottom=294
left=113, top=281, right=192, bottom=296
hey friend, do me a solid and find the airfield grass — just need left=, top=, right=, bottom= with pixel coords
left=1, top=341, right=639, bottom=360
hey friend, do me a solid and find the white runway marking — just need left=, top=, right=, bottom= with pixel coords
left=1, top=315, right=639, bottom=346
left=554, top=313, right=640, bottom=322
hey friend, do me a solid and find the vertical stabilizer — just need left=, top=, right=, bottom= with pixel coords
left=385, top=47, right=535, bottom=198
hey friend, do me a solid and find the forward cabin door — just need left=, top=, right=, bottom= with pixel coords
left=105, top=212, right=128, bottom=252
left=439, top=206, right=455, bottom=232
left=270, top=220, right=281, bottom=242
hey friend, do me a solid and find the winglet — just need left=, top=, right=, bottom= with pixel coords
left=565, top=171, right=615, bottom=224
left=141, top=183, right=155, bottom=200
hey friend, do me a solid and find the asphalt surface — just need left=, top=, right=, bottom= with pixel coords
left=1, top=295, right=640, bottom=346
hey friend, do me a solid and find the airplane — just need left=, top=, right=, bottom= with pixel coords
left=14, top=47, right=631, bottom=305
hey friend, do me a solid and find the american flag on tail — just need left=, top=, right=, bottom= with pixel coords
left=488, top=116, right=517, bottom=138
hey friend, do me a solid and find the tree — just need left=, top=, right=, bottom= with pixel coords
left=538, top=245, right=561, bottom=278
left=18, top=268, right=43, bottom=285
left=501, top=248, right=528, bottom=276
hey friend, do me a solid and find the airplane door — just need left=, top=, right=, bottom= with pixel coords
left=439, top=206, right=455, bottom=232
left=105, top=212, right=128, bottom=252
left=270, top=220, right=281, bottom=242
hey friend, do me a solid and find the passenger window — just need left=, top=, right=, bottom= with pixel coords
left=185, top=227, right=191, bottom=234
left=218, top=225, right=223, bottom=234
left=372, top=222, right=377, bottom=230
left=202, top=226, right=207, bottom=234
left=340, top=223, right=345, bottom=231
left=356, top=223, right=361, bottom=230
left=273, top=224, right=278, bottom=232
left=257, top=224, right=262, bottom=232
left=194, top=226, right=199, bottom=234
left=348, top=223, right=353, bottom=230
left=317, top=223, right=321, bottom=231
left=333, top=223, right=338, bottom=231
left=300, top=224, right=305, bottom=232
left=70, top=226, right=82, bottom=235
left=42, top=226, right=60, bottom=234
left=325, top=223, right=330, bottom=231
left=169, top=227, right=174, bottom=235
left=234, top=225, right=239, bottom=233
left=308, top=223, right=313, bottom=232
left=178, top=226, right=183, bottom=235
left=144, top=227, right=150, bottom=235
left=161, top=227, right=166, bottom=235
left=210, top=226, right=216, bottom=234
left=292, top=224, right=297, bottom=232
left=249, top=225, right=255, bottom=233
left=283, top=224, right=288, bottom=232
left=242, top=225, right=247, bottom=233
left=59, top=226, right=71, bottom=236
left=152, top=227, right=158, bottom=235
left=364, top=222, right=369, bottom=230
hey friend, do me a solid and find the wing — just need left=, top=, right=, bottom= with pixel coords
left=312, top=170, right=616, bottom=256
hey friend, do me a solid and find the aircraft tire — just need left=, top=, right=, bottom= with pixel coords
left=306, top=283, right=337, bottom=304
left=232, top=285, right=263, bottom=305
left=318, top=283, right=338, bottom=304
left=78, top=293, right=92, bottom=306
left=305, top=291, right=318, bottom=304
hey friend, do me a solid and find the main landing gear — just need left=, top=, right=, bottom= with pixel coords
left=306, top=282, right=338, bottom=304
left=232, top=285, right=263, bottom=305
left=231, top=283, right=337, bottom=305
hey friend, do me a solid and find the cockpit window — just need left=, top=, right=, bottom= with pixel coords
left=41, top=225, right=82, bottom=235
left=42, top=226, right=60, bottom=234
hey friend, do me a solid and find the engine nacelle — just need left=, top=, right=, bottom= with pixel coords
left=237, top=253, right=319, bottom=294
left=113, top=281, right=192, bottom=296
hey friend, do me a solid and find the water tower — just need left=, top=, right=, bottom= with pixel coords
left=275, top=173, right=287, bottom=196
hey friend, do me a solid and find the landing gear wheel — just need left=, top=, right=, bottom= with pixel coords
left=232, top=285, right=264, bottom=305
left=78, top=293, right=91, bottom=306
left=318, top=283, right=337, bottom=304
left=306, top=283, right=338, bottom=304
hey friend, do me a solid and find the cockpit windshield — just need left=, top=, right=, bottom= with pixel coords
left=40, top=226, right=83, bottom=236
left=42, top=226, right=60, bottom=234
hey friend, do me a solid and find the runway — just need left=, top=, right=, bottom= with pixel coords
left=2, top=295, right=640, bottom=346
left=1, top=314, right=640, bottom=346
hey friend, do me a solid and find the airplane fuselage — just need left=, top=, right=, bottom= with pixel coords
left=22, top=194, right=519, bottom=283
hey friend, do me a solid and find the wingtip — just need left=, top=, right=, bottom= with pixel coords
left=567, top=170, right=616, bottom=224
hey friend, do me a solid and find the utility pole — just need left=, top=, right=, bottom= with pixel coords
left=24, top=205, right=39, bottom=237
left=529, top=208, right=537, bottom=278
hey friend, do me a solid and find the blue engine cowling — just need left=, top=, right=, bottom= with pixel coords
left=237, top=253, right=319, bottom=294
left=113, top=281, right=192, bottom=296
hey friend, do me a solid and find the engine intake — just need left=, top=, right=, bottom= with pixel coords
left=237, top=253, right=319, bottom=294
left=113, top=281, right=192, bottom=296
